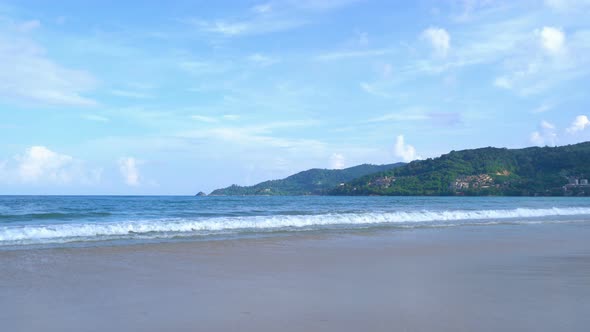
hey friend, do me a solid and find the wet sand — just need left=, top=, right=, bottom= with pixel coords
left=2, top=224, right=590, bottom=332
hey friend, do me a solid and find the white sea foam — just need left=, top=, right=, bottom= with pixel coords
left=1, top=207, right=590, bottom=245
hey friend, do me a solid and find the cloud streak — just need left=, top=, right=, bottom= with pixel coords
left=187, top=0, right=360, bottom=37
left=0, top=20, right=97, bottom=107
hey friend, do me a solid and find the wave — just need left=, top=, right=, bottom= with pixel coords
left=1, top=207, right=590, bottom=245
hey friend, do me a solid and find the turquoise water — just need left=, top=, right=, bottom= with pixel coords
left=1, top=196, right=590, bottom=247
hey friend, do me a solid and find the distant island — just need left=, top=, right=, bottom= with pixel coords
left=207, top=142, right=590, bottom=197
left=209, top=163, right=405, bottom=196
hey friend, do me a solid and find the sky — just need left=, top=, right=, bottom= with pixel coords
left=1, top=0, right=590, bottom=195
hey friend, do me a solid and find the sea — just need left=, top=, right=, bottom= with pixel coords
left=1, top=195, right=590, bottom=249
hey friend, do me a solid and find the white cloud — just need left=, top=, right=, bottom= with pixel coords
left=539, top=26, right=566, bottom=55
left=491, top=26, right=572, bottom=96
left=0, top=146, right=101, bottom=185
left=394, top=135, right=420, bottom=162
left=190, top=17, right=305, bottom=37
left=0, top=22, right=97, bottom=107
left=567, top=115, right=590, bottom=133
left=17, top=146, right=73, bottom=182
left=530, top=120, right=557, bottom=146
left=421, top=27, right=451, bottom=57
left=541, top=120, right=555, bottom=130
left=412, top=18, right=529, bottom=75
left=529, top=116, right=590, bottom=146
left=118, top=157, right=141, bottom=186
left=330, top=153, right=345, bottom=169
left=408, top=16, right=585, bottom=96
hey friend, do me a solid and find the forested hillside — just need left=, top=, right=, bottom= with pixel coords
left=209, top=163, right=405, bottom=195
left=330, top=143, right=590, bottom=196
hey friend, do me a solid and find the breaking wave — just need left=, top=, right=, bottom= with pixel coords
left=2, top=207, right=590, bottom=246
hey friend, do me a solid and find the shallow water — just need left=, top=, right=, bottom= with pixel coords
left=1, top=195, right=590, bottom=247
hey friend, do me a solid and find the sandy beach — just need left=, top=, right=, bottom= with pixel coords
left=2, top=223, right=590, bottom=332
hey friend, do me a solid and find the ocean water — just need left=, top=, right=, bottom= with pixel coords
left=1, top=195, right=589, bottom=248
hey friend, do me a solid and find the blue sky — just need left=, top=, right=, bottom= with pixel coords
left=1, top=0, right=590, bottom=194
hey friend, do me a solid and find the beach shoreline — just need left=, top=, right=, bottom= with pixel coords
left=2, top=223, right=590, bottom=332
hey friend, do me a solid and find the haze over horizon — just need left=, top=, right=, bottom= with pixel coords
left=1, top=0, right=590, bottom=194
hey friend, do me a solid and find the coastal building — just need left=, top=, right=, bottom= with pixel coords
left=451, top=174, right=494, bottom=191
left=563, top=177, right=590, bottom=195
left=565, top=177, right=590, bottom=188
left=370, top=176, right=395, bottom=188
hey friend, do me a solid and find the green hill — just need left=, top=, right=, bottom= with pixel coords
left=330, top=142, right=590, bottom=196
left=209, top=163, right=405, bottom=196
